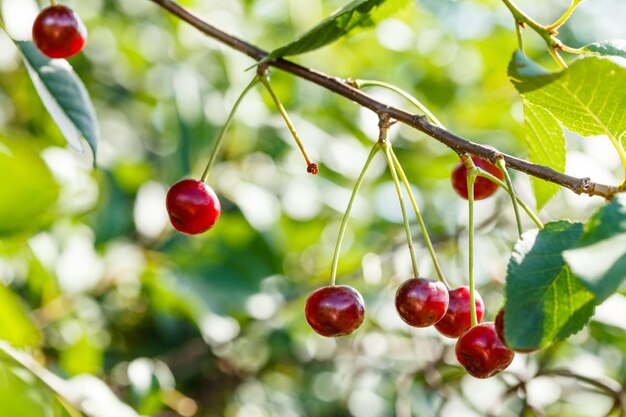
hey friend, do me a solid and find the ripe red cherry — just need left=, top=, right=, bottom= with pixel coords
left=435, top=286, right=484, bottom=338
left=495, top=309, right=538, bottom=353
left=305, top=285, right=365, bottom=337
left=32, top=5, right=87, bottom=59
left=166, top=179, right=221, bottom=235
left=451, top=156, right=504, bottom=200
left=456, top=322, right=515, bottom=378
left=395, top=278, right=449, bottom=327
left=494, top=309, right=506, bottom=342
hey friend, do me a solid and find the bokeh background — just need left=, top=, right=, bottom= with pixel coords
left=1, top=0, right=626, bottom=416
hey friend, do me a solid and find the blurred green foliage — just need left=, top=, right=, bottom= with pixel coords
left=1, top=0, right=626, bottom=416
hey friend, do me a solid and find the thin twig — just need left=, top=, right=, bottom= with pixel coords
left=147, top=0, right=622, bottom=200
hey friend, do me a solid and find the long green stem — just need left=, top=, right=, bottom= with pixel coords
left=382, top=142, right=419, bottom=279
left=501, top=0, right=568, bottom=68
left=501, top=0, right=549, bottom=37
left=200, top=76, right=259, bottom=182
left=515, top=21, right=525, bottom=52
left=389, top=149, right=450, bottom=288
left=329, top=145, right=380, bottom=285
left=548, top=46, right=568, bottom=69
left=355, top=80, right=446, bottom=130
left=496, top=159, right=523, bottom=237
left=476, top=169, right=544, bottom=229
left=546, top=0, right=582, bottom=32
left=466, top=164, right=478, bottom=328
left=606, top=134, right=626, bottom=180
left=259, top=75, right=316, bottom=172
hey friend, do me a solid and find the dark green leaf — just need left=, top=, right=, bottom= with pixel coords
left=509, top=49, right=551, bottom=78
left=564, top=195, right=626, bottom=303
left=260, top=0, right=410, bottom=63
left=0, top=137, right=59, bottom=236
left=15, top=41, right=99, bottom=161
left=580, top=40, right=626, bottom=60
left=504, top=221, right=595, bottom=350
left=522, top=100, right=565, bottom=210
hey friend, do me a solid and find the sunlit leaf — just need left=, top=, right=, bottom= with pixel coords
left=0, top=285, right=41, bottom=348
left=260, top=0, right=410, bottom=63
left=510, top=52, right=626, bottom=154
left=522, top=100, right=565, bottom=210
left=0, top=347, right=82, bottom=417
left=0, top=137, right=59, bottom=236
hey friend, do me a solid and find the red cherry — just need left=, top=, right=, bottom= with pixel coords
left=305, top=285, right=365, bottom=337
left=455, top=322, right=515, bottom=378
left=395, top=278, right=449, bottom=327
left=166, top=179, right=221, bottom=235
left=494, top=309, right=506, bottom=341
left=494, top=309, right=538, bottom=353
left=32, top=5, right=87, bottom=59
left=435, top=286, right=484, bottom=338
left=451, top=156, right=504, bottom=200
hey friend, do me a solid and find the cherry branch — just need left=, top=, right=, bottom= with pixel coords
left=147, top=0, right=621, bottom=200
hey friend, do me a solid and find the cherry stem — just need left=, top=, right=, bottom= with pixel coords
left=329, top=145, right=380, bottom=286
left=548, top=46, right=568, bottom=70
left=462, top=155, right=479, bottom=328
left=382, top=140, right=420, bottom=280
left=354, top=80, right=446, bottom=130
left=495, top=158, right=523, bottom=237
left=476, top=168, right=544, bottom=229
left=259, top=74, right=316, bottom=173
left=49, top=0, right=57, bottom=5
left=389, top=148, right=450, bottom=288
left=515, top=21, right=525, bottom=52
left=200, top=76, right=260, bottom=183
left=546, top=0, right=582, bottom=32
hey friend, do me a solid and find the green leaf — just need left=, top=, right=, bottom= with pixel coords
left=0, top=285, right=42, bottom=348
left=260, top=0, right=410, bottom=63
left=522, top=99, right=565, bottom=210
left=15, top=41, right=99, bottom=161
left=504, top=221, right=596, bottom=350
left=564, top=195, right=626, bottom=303
left=580, top=40, right=626, bottom=60
left=509, top=53, right=626, bottom=150
left=0, top=137, right=59, bottom=236
left=0, top=347, right=82, bottom=417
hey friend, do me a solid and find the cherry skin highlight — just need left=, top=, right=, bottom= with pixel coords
left=451, top=156, right=504, bottom=200
left=32, top=5, right=87, bottom=59
left=166, top=179, right=221, bottom=235
left=395, top=278, right=449, bottom=327
left=435, top=286, right=484, bottom=338
left=455, top=322, right=515, bottom=378
left=305, top=285, right=365, bottom=337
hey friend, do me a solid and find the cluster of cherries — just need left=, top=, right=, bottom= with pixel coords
left=29, top=0, right=522, bottom=383
left=305, top=157, right=518, bottom=379
left=164, top=155, right=525, bottom=379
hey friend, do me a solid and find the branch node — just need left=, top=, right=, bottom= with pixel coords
left=345, top=78, right=359, bottom=89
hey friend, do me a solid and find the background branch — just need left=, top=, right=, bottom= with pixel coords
left=148, top=0, right=620, bottom=200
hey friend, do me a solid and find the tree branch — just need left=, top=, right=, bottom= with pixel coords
left=147, top=0, right=621, bottom=200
